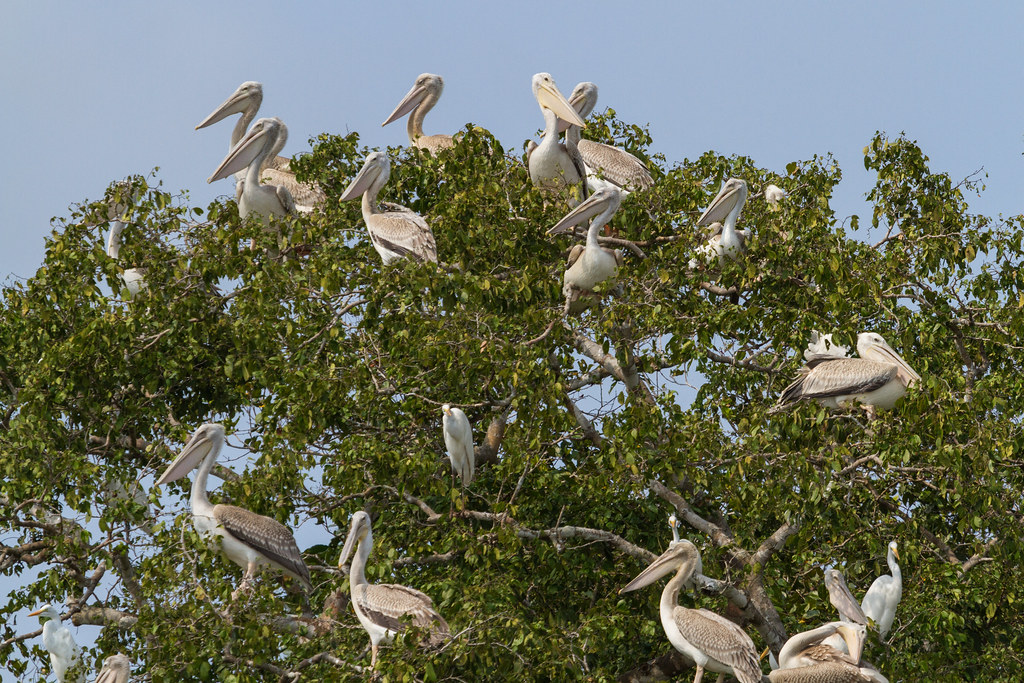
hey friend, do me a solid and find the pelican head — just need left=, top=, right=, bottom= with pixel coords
left=698, top=177, right=748, bottom=227
left=339, top=152, right=391, bottom=202
left=856, top=333, right=921, bottom=387
left=557, top=81, right=599, bottom=133
left=155, top=423, right=225, bottom=486
left=382, top=73, right=444, bottom=127
left=547, top=186, right=622, bottom=235
left=338, top=511, right=373, bottom=568
left=532, top=73, right=586, bottom=128
left=620, top=539, right=700, bottom=593
left=832, top=622, right=866, bottom=664
left=207, top=117, right=282, bottom=183
left=196, top=81, right=263, bottom=130
left=28, top=603, right=61, bottom=623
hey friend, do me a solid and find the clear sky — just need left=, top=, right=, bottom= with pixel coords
left=2, top=1, right=1024, bottom=678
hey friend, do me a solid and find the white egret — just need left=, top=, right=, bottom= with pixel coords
left=27, top=604, right=84, bottom=683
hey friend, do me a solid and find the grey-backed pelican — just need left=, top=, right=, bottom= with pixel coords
left=338, top=511, right=450, bottom=668
left=547, top=187, right=623, bottom=314
left=27, top=604, right=84, bottom=683
left=339, top=152, right=437, bottom=264
left=768, top=622, right=887, bottom=682
left=861, top=541, right=902, bottom=639
left=94, top=653, right=131, bottom=683
left=442, top=404, right=474, bottom=487
left=528, top=73, right=586, bottom=194
left=155, top=423, right=312, bottom=597
left=693, top=178, right=749, bottom=265
left=620, top=540, right=763, bottom=683
left=382, top=73, right=454, bottom=154
left=824, top=569, right=867, bottom=626
left=208, top=117, right=297, bottom=223
left=776, top=333, right=920, bottom=412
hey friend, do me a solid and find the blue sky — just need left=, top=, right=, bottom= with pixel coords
left=2, top=1, right=1024, bottom=678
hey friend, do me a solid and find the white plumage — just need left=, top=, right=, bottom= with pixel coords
left=27, top=604, right=84, bottom=683
left=861, top=541, right=902, bottom=639
left=94, top=653, right=131, bottom=683
left=442, top=404, right=475, bottom=486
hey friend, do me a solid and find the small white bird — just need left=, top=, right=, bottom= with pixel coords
left=94, top=653, right=131, bottom=683
left=764, top=184, right=787, bottom=206
left=27, top=604, right=84, bottom=683
left=862, top=541, right=902, bottom=639
left=442, top=404, right=475, bottom=487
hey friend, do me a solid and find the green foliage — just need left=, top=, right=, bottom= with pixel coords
left=2, top=123, right=1023, bottom=682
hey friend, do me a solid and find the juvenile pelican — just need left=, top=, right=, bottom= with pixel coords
left=208, top=117, right=297, bottom=223
left=547, top=186, right=623, bottom=313
left=338, top=511, right=450, bottom=668
left=693, top=178, right=749, bottom=265
left=775, top=333, right=920, bottom=412
left=155, top=423, right=312, bottom=597
left=27, top=604, right=84, bottom=683
left=620, top=540, right=762, bottom=683
left=442, top=404, right=474, bottom=487
left=339, top=152, right=437, bottom=264
left=861, top=541, right=902, bottom=639
left=528, top=73, right=587, bottom=193
left=824, top=569, right=868, bottom=626
left=768, top=622, right=887, bottom=682
left=94, top=653, right=131, bottom=683
left=382, top=73, right=454, bottom=154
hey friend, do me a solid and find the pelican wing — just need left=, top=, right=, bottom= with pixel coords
left=357, top=583, right=450, bottom=645
left=768, top=662, right=872, bottom=682
left=213, top=504, right=312, bottom=590
left=94, top=654, right=131, bottom=683
left=565, top=244, right=586, bottom=269
left=780, top=359, right=897, bottom=404
left=578, top=139, right=653, bottom=191
left=676, top=608, right=763, bottom=683
left=261, top=168, right=324, bottom=213
left=366, top=212, right=438, bottom=263
left=417, top=134, right=455, bottom=154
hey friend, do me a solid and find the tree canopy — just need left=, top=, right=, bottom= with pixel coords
left=2, top=111, right=1023, bottom=682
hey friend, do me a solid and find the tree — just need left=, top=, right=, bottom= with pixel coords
left=1, top=113, right=1022, bottom=682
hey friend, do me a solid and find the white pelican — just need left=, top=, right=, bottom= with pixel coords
left=208, top=117, right=297, bottom=223
left=382, top=73, right=454, bottom=154
left=339, top=152, right=437, bottom=264
left=27, top=604, right=84, bottom=683
left=620, top=540, right=763, bottom=683
left=776, top=333, right=920, bottom=412
left=861, top=541, right=902, bottom=639
left=547, top=186, right=623, bottom=314
left=768, top=622, right=888, bottom=682
left=764, top=184, right=787, bottom=207
left=562, top=82, right=653, bottom=194
left=528, top=73, right=587, bottom=193
left=104, top=185, right=147, bottom=298
left=693, top=178, right=749, bottom=265
left=94, top=653, right=131, bottom=683
left=441, top=404, right=474, bottom=487
left=337, top=511, right=450, bottom=668
left=155, top=423, right=312, bottom=597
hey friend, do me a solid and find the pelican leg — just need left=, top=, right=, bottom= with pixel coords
left=231, top=563, right=258, bottom=601
left=370, top=642, right=379, bottom=669
left=714, top=673, right=725, bottom=683
left=692, top=664, right=704, bottom=683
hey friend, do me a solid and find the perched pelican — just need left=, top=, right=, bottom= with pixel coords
left=547, top=187, right=623, bottom=313
left=27, top=604, right=84, bottom=683
left=208, top=117, right=297, bottom=222
left=861, top=541, right=902, bottom=639
left=442, top=404, right=474, bottom=487
left=104, top=185, right=147, bottom=298
left=196, top=82, right=322, bottom=212
left=775, top=333, right=921, bottom=412
left=768, top=622, right=887, bottom=682
left=562, top=82, right=653, bottom=194
left=693, top=178, right=749, bottom=265
left=824, top=569, right=867, bottom=626
left=528, top=73, right=587, bottom=194
left=155, top=423, right=312, bottom=597
left=764, top=184, right=787, bottom=206
left=337, top=511, right=450, bottom=668
left=382, top=73, right=454, bottom=154
left=620, top=540, right=763, bottom=683
left=94, top=653, right=131, bottom=683
left=339, top=152, right=437, bottom=264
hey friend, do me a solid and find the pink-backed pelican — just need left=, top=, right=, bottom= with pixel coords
left=694, top=178, right=749, bottom=265
left=382, top=73, right=454, bottom=154
left=338, top=511, right=450, bottom=668
left=442, top=404, right=474, bottom=486
left=768, top=622, right=887, bottom=682
left=94, top=653, right=131, bottom=683
left=339, top=152, right=437, bottom=264
left=27, top=604, right=84, bottom=683
left=620, top=540, right=763, bottom=683
left=861, top=541, right=902, bottom=640
left=776, top=333, right=920, bottom=412
left=155, top=423, right=312, bottom=597
left=208, top=117, right=296, bottom=223
left=528, top=73, right=586, bottom=194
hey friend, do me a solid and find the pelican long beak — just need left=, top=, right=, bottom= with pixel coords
left=547, top=188, right=619, bottom=235
left=337, top=518, right=367, bottom=569
left=537, top=81, right=586, bottom=129
left=382, top=83, right=428, bottom=127
left=698, top=179, right=747, bottom=226
left=862, top=342, right=921, bottom=387
left=196, top=86, right=256, bottom=130
left=837, top=623, right=865, bottom=664
left=339, top=155, right=388, bottom=202
left=156, top=430, right=213, bottom=486
left=620, top=542, right=698, bottom=593
left=555, top=85, right=592, bottom=134
left=207, top=121, right=274, bottom=183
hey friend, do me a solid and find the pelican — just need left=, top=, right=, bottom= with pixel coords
left=824, top=569, right=867, bottom=626
left=104, top=185, right=146, bottom=298
left=547, top=187, right=623, bottom=313
left=27, top=604, right=84, bottom=683
left=764, top=184, right=787, bottom=207
left=208, top=117, right=297, bottom=223
left=339, top=152, right=437, bottom=264
left=155, top=423, right=312, bottom=597
left=382, top=73, right=454, bottom=154
left=528, top=73, right=587, bottom=194
left=620, top=540, right=763, bottom=683
left=775, top=333, right=921, bottom=412
left=562, top=82, right=653, bottom=194
left=768, top=622, right=887, bottom=682
left=861, top=541, right=902, bottom=639
left=337, top=511, right=450, bottom=668
left=94, top=653, right=131, bottom=683
left=196, top=81, right=322, bottom=212
left=442, top=404, right=474, bottom=487
left=693, top=178, right=749, bottom=265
